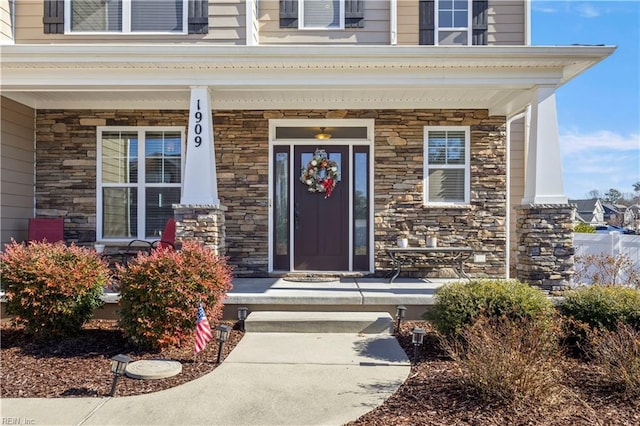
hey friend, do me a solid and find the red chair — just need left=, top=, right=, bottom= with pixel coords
left=126, top=218, right=176, bottom=253
left=28, top=218, right=64, bottom=243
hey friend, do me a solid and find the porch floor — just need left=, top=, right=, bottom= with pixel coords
left=222, top=277, right=462, bottom=320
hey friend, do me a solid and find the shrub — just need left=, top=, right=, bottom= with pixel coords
left=444, top=315, right=562, bottom=406
left=574, top=223, right=596, bottom=233
left=0, top=240, right=109, bottom=339
left=588, top=323, right=640, bottom=399
left=559, top=285, right=640, bottom=332
left=117, top=241, right=233, bottom=350
left=424, top=279, right=554, bottom=337
left=574, top=253, right=639, bottom=288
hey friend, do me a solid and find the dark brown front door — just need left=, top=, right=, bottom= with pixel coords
left=293, top=146, right=349, bottom=270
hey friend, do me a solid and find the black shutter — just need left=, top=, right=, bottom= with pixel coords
left=472, top=0, right=488, bottom=45
left=419, top=0, right=434, bottom=45
left=188, top=0, right=209, bottom=34
left=43, top=0, right=64, bottom=34
left=345, top=0, right=364, bottom=29
left=280, top=0, right=299, bottom=28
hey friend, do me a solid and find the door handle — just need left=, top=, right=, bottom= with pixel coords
left=295, top=203, right=300, bottom=230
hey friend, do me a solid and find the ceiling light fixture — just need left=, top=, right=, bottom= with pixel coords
left=315, top=127, right=332, bottom=140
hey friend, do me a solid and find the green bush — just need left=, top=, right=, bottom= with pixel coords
left=559, top=285, right=640, bottom=331
left=424, top=279, right=554, bottom=337
left=0, top=240, right=109, bottom=339
left=574, top=223, right=596, bottom=233
left=117, top=241, right=233, bottom=350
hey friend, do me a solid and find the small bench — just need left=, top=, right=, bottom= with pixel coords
left=385, top=246, right=473, bottom=283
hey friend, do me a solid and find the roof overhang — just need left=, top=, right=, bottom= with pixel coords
left=0, top=44, right=615, bottom=116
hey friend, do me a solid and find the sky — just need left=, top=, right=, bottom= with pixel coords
left=531, top=0, right=640, bottom=201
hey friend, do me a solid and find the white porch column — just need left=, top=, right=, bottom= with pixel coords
left=522, top=87, right=568, bottom=205
left=181, top=86, right=220, bottom=206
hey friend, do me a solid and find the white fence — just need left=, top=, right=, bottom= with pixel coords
left=573, top=233, right=640, bottom=285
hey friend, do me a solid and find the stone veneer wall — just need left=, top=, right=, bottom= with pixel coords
left=35, top=110, right=188, bottom=242
left=36, top=109, right=507, bottom=277
left=515, top=204, right=574, bottom=291
left=173, top=205, right=227, bottom=255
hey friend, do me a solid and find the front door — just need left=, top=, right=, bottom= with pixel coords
left=293, top=146, right=349, bottom=270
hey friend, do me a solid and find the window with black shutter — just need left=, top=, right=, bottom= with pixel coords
left=279, top=0, right=364, bottom=29
left=44, top=0, right=207, bottom=34
left=419, top=0, right=487, bottom=46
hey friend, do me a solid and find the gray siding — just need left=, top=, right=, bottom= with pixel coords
left=1, top=97, right=35, bottom=245
left=488, top=0, right=525, bottom=45
left=259, top=0, right=390, bottom=45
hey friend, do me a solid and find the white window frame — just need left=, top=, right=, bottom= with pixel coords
left=96, top=126, right=185, bottom=242
left=299, top=0, right=345, bottom=30
left=423, top=126, right=470, bottom=206
left=65, top=0, right=188, bottom=35
left=434, top=0, right=473, bottom=46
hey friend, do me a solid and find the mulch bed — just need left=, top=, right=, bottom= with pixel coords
left=0, top=319, right=242, bottom=398
left=1, top=319, right=638, bottom=425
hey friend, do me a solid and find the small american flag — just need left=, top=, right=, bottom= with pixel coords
left=194, top=302, right=213, bottom=354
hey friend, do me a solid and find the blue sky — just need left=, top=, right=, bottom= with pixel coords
left=531, top=0, right=640, bottom=200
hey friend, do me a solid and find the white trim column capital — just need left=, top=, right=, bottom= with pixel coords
left=521, top=86, right=568, bottom=205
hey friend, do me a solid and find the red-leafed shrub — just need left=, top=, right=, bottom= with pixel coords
left=0, top=240, right=109, bottom=339
left=117, top=241, right=233, bottom=350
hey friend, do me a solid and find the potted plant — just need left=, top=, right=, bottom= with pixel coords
left=397, top=222, right=410, bottom=248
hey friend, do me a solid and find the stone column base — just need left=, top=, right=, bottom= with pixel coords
left=173, top=204, right=227, bottom=255
left=515, top=204, right=575, bottom=292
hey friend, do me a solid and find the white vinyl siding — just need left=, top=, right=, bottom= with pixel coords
left=97, top=127, right=184, bottom=241
left=424, top=126, right=470, bottom=205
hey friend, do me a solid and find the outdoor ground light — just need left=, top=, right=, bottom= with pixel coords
left=411, top=327, right=426, bottom=362
left=109, top=354, right=131, bottom=397
left=237, top=307, right=249, bottom=332
left=216, top=324, right=232, bottom=364
left=395, top=305, right=406, bottom=333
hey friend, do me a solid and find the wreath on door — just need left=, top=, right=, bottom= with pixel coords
left=300, top=149, right=339, bottom=198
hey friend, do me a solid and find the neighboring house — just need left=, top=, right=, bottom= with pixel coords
left=623, top=205, right=640, bottom=231
left=0, top=0, right=614, bottom=290
left=570, top=198, right=605, bottom=225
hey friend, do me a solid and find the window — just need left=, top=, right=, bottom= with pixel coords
left=66, top=0, right=187, bottom=34
left=280, top=0, right=363, bottom=29
left=419, top=0, right=487, bottom=46
left=300, top=0, right=344, bottom=29
left=97, top=127, right=184, bottom=240
left=424, top=127, right=470, bottom=204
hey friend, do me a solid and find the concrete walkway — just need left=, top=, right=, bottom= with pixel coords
left=1, top=333, right=411, bottom=426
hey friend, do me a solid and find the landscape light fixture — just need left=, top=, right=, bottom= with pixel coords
left=411, top=327, right=426, bottom=362
left=216, top=324, right=232, bottom=364
left=314, top=127, right=332, bottom=140
left=237, top=307, right=249, bottom=332
left=109, top=354, right=131, bottom=397
left=395, top=305, right=406, bottom=333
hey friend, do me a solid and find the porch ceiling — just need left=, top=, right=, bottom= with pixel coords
left=0, top=44, right=614, bottom=116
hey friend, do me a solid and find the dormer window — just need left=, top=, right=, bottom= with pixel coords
left=65, top=0, right=188, bottom=34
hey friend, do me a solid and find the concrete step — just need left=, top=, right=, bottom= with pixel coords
left=244, top=311, right=394, bottom=334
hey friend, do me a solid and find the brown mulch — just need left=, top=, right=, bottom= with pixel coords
left=0, top=319, right=243, bottom=398
left=1, top=320, right=638, bottom=425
